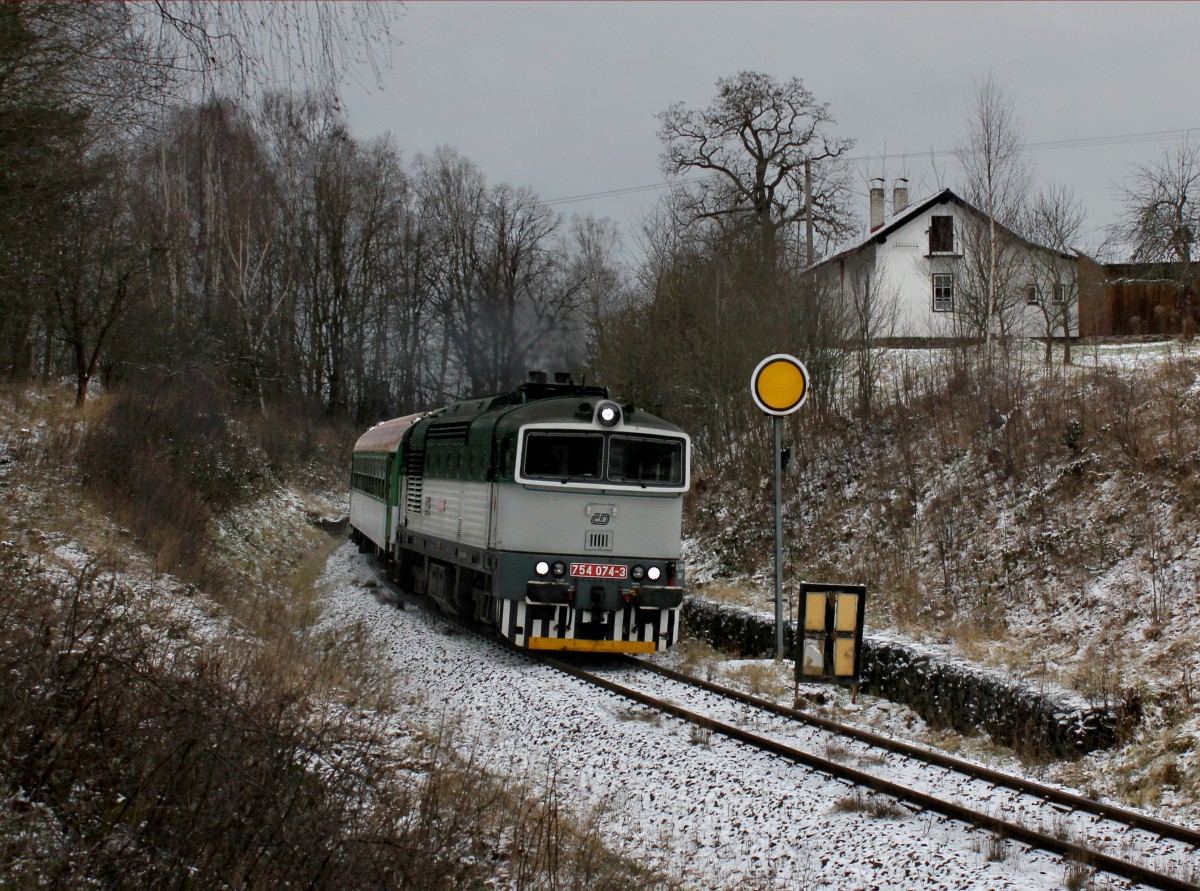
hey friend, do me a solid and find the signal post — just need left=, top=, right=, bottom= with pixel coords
left=750, top=354, right=809, bottom=660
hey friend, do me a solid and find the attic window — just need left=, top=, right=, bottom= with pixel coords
left=1027, top=286, right=1039, bottom=306
left=929, top=215, right=954, bottom=253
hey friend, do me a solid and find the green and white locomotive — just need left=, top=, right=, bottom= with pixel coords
left=349, top=373, right=691, bottom=653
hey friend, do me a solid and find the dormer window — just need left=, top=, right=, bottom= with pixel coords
left=929, top=215, right=954, bottom=253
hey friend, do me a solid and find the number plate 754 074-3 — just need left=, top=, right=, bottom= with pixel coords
left=570, top=562, right=627, bottom=579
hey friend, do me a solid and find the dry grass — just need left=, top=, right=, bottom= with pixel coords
left=666, top=636, right=723, bottom=681
left=0, top=544, right=671, bottom=889
left=823, top=740, right=852, bottom=762
left=723, top=660, right=792, bottom=699
left=831, top=790, right=907, bottom=820
left=1062, top=856, right=1096, bottom=891
left=980, top=832, right=1010, bottom=863
left=692, top=579, right=760, bottom=610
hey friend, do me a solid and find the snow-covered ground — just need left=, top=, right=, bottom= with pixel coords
left=318, top=544, right=1131, bottom=891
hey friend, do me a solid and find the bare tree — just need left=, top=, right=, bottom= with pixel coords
left=417, top=147, right=594, bottom=398
left=956, top=74, right=1033, bottom=348
left=0, top=2, right=158, bottom=381
left=656, top=71, right=856, bottom=266
left=47, top=157, right=141, bottom=406
left=567, top=215, right=626, bottom=374
left=1026, top=183, right=1085, bottom=364
left=845, top=261, right=901, bottom=416
left=1, top=1, right=405, bottom=402
left=1110, top=137, right=1200, bottom=337
left=953, top=216, right=1031, bottom=341
left=134, top=1, right=401, bottom=99
left=415, top=147, right=489, bottom=400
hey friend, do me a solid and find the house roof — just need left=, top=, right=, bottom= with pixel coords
left=811, top=187, right=1074, bottom=269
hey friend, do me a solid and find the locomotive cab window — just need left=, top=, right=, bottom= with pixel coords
left=608, top=435, right=684, bottom=486
left=523, top=432, right=603, bottom=480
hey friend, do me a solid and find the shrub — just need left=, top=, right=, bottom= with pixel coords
left=0, top=544, right=669, bottom=890
left=79, top=375, right=270, bottom=574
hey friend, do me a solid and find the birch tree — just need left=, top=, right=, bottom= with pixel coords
left=956, top=74, right=1033, bottom=348
left=1026, top=183, right=1085, bottom=365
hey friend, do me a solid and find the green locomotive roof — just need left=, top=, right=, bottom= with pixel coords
left=405, top=381, right=686, bottom=452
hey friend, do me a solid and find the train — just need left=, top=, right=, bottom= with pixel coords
left=349, top=372, right=692, bottom=653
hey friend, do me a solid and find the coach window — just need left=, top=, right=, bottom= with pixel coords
left=523, top=432, right=603, bottom=481
left=932, top=273, right=954, bottom=312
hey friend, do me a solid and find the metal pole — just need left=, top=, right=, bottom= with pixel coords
left=773, top=414, right=784, bottom=659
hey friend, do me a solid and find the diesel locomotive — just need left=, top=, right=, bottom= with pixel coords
left=349, top=373, right=691, bottom=653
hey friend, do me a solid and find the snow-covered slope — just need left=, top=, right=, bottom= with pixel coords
left=319, top=544, right=1120, bottom=891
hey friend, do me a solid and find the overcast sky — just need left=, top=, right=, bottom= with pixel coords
left=341, top=1, right=1200, bottom=258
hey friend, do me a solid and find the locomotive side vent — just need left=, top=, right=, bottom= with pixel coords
left=585, top=530, right=613, bottom=552
left=405, top=449, right=424, bottom=513
left=426, top=421, right=471, bottom=442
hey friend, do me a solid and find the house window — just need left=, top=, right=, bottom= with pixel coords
left=929, top=215, right=954, bottom=253
left=1054, top=283, right=1067, bottom=303
left=1026, top=286, right=1039, bottom=306
left=932, top=273, right=954, bottom=312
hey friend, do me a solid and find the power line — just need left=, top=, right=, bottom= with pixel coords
left=541, top=126, right=1198, bottom=207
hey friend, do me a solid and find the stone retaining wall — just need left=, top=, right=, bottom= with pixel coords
left=683, top=597, right=1118, bottom=757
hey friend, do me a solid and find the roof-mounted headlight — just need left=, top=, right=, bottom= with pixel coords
left=596, top=401, right=621, bottom=428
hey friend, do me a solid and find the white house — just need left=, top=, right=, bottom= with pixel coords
left=815, top=185, right=1079, bottom=340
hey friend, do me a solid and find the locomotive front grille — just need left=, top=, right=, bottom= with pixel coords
left=585, top=530, right=613, bottom=552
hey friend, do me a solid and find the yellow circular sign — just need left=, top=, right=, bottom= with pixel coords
left=751, top=354, right=809, bottom=415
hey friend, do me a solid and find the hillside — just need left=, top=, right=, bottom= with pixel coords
left=0, top=384, right=662, bottom=889
left=1, top=339, right=1196, bottom=887
left=684, top=339, right=1200, bottom=822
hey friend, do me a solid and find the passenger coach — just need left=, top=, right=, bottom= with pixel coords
left=349, top=373, right=691, bottom=653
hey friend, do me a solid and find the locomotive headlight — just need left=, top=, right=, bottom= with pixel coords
left=551, top=561, right=566, bottom=577
left=596, top=401, right=621, bottom=427
left=535, top=561, right=550, bottom=576
left=631, top=565, right=645, bottom=580
left=647, top=566, right=662, bottom=581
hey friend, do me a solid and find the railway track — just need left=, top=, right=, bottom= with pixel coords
left=537, top=654, right=1200, bottom=891
left=365, top=555, right=1199, bottom=890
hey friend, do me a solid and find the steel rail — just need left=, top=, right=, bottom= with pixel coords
left=363, top=556, right=1198, bottom=890
left=632, top=656, right=1200, bottom=852
left=542, top=655, right=1200, bottom=891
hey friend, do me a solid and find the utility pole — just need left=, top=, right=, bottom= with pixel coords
left=804, top=158, right=815, bottom=267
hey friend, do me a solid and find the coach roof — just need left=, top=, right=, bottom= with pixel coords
left=353, top=411, right=428, bottom=453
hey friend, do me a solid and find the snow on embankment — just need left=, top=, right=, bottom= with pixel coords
left=685, top=597, right=1118, bottom=756
left=318, top=543, right=1075, bottom=891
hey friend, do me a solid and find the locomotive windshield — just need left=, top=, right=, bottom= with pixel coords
left=607, top=435, right=684, bottom=485
left=522, top=431, right=684, bottom=487
left=523, top=432, right=604, bottom=480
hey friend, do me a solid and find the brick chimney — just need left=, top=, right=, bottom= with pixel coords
left=893, top=178, right=909, bottom=215
left=869, top=179, right=885, bottom=231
